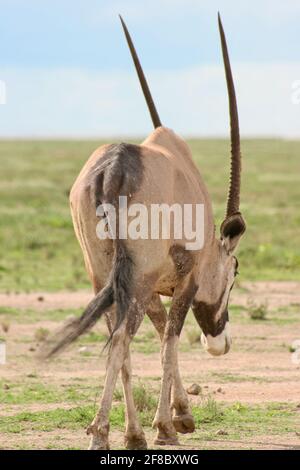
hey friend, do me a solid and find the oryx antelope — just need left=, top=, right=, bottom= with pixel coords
left=42, top=14, right=246, bottom=449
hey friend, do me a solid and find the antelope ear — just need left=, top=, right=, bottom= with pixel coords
left=220, top=212, right=246, bottom=253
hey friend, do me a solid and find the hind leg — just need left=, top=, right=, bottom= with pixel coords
left=147, top=294, right=195, bottom=436
left=87, top=321, right=130, bottom=450
left=105, top=313, right=147, bottom=450
left=88, top=287, right=154, bottom=450
left=122, top=351, right=148, bottom=449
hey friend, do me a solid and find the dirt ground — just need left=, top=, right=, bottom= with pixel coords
left=0, top=282, right=300, bottom=450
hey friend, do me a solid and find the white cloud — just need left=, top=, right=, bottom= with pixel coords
left=0, top=62, right=300, bottom=138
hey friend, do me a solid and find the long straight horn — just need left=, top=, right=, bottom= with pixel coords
left=218, top=13, right=241, bottom=217
left=119, top=15, right=162, bottom=129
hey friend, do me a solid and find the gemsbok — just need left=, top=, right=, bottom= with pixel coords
left=42, top=14, right=246, bottom=450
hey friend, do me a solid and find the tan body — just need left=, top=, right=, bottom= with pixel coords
left=71, top=127, right=214, bottom=297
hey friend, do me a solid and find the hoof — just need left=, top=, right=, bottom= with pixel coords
left=88, top=435, right=109, bottom=450
left=87, top=424, right=109, bottom=450
left=153, top=418, right=179, bottom=446
left=172, top=414, right=195, bottom=434
left=125, top=435, right=148, bottom=450
left=154, top=436, right=180, bottom=446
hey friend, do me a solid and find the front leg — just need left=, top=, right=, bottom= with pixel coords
left=152, top=279, right=197, bottom=445
left=88, top=286, right=153, bottom=450
left=171, top=367, right=195, bottom=434
left=148, top=294, right=195, bottom=436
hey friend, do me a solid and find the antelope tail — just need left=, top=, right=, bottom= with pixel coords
left=40, top=144, right=141, bottom=359
left=40, top=241, right=134, bottom=359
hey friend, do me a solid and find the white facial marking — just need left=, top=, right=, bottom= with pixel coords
left=201, top=322, right=231, bottom=356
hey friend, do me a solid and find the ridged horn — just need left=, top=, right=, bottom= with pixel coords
left=218, top=13, right=241, bottom=218
left=119, top=15, right=162, bottom=129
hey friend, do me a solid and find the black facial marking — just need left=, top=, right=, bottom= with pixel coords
left=233, top=257, right=239, bottom=276
left=167, top=277, right=198, bottom=338
left=192, top=291, right=229, bottom=337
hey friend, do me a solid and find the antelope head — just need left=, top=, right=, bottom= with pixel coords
left=193, top=14, right=246, bottom=356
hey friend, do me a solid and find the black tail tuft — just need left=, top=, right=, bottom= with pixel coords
left=39, top=242, right=135, bottom=359
left=40, top=284, right=114, bottom=359
left=111, top=242, right=134, bottom=335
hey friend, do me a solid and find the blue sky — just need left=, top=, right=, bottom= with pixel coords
left=0, top=0, right=300, bottom=137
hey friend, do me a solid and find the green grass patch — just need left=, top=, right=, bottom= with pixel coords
left=0, top=139, right=300, bottom=292
left=0, top=379, right=98, bottom=405
left=113, top=383, right=158, bottom=427
left=78, top=331, right=108, bottom=344
left=228, top=304, right=300, bottom=326
left=0, top=406, right=95, bottom=433
left=191, top=400, right=298, bottom=442
left=247, top=302, right=268, bottom=321
left=0, top=400, right=297, bottom=442
left=132, top=331, right=160, bottom=354
left=210, top=372, right=267, bottom=384
left=0, top=307, right=83, bottom=323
